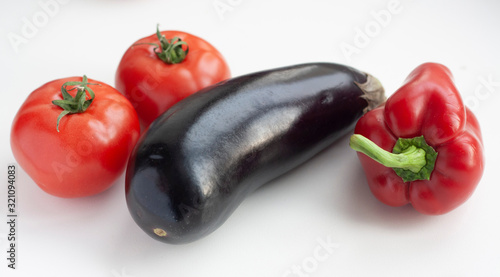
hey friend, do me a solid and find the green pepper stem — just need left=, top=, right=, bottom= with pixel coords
left=349, top=134, right=426, bottom=173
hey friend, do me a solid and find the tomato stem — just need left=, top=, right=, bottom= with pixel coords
left=52, top=75, right=100, bottom=132
left=132, top=25, right=188, bottom=64
left=134, top=24, right=189, bottom=64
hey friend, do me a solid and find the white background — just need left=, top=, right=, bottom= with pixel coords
left=1, top=0, right=500, bottom=276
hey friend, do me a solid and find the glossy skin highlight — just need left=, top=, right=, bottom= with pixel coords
left=115, top=30, right=231, bottom=130
left=126, top=63, right=384, bottom=244
left=11, top=77, right=140, bottom=198
left=354, top=63, right=484, bottom=215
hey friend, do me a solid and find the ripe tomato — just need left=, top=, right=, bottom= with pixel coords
left=115, top=26, right=231, bottom=129
left=10, top=76, right=140, bottom=198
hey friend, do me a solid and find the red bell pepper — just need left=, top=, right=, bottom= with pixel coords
left=349, top=63, right=484, bottom=215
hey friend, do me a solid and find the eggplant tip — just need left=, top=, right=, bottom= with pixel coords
left=153, top=228, right=167, bottom=237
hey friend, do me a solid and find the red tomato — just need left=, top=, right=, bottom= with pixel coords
left=10, top=76, right=140, bottom=198
left=115, top=27, right=231, bottom=129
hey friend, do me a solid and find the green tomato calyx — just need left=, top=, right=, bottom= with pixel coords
left=52, top=75, right=100, bottom=132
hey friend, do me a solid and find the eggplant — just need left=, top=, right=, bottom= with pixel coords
left=125, top=63, right=385, bottom=244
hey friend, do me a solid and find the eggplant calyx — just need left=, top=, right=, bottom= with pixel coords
left=355, top=73, right=386, bottom=113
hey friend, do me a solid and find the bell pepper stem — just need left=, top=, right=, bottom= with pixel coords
left=349, top=134, right=426, bottom=173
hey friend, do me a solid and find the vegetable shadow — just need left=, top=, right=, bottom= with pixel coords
left=339, top=156, right=430, bottom=229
